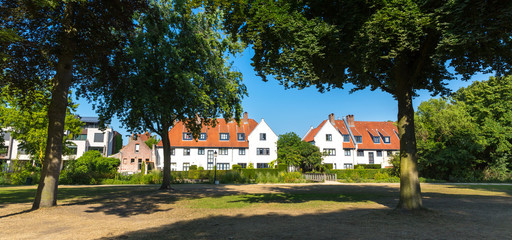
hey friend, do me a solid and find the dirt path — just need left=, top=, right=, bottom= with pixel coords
left=1, top=183, right=511, bottom=239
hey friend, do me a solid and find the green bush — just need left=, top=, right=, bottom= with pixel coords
left=355, top=164, right=381, bottom=169
left=189, top=165, right=198, bottom=170
left=60, top=150, right=120, bottom=184
left=232, top=164, right=242, bottom=170
left=331, top=169, right=393, bottom=182
left=277, top=163, right=288, bottom=171
left=198, top=166, right=204, bottom=170
left=324, top=163, right=333, bottom=170
left=6, top=160, right=39, bottom=185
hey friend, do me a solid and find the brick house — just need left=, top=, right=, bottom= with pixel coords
left=114, top=133, right=156, bottom=174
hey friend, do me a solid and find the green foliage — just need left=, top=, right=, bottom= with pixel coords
left=355, top=164, right=381, bottom=169
left=198, top=166, right=204, bottom=171
left=324, top=164, right=333, bottom=170
left=114, top=134, right=123, bottom=154
left=277, top=163, right=288, bottom=171
left=276, top=132, right=324, bottom=173
left=6, top=160, right=40, bottom=185
left=60, top=151, right=120, bottom=184
left=247, top=162, right=254, bottom=169
left=189, top=165, right=198, bottom=171
left=232, top=164, right=242, bottom=170
left=102, top=171, right=163, bottom=185
left=144, top=135, right=160, bottom=149
left=332, top=169, right=399, bottom=183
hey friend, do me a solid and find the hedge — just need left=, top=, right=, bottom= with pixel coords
left=330, top=169, right=392, bottom=179
left=355, top=164, right=382, bottom=169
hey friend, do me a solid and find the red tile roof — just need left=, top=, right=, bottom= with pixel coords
left=303, top=120, right=327, bottom=142
left=353, top=121, right=399, bottom=150
left=157, top=118, right=259, bottom=148
left=303, top=120, right=356, bottom=149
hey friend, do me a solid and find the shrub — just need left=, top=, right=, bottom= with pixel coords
left=232, top=164, right=242, bottom=170
left=60, top=150, right=120, bottom=184
left=277, top=163, right=288, bottom=171
left=7, top=160, right=39, bottom=185
left=324, top=163, right=333, bottom=170
left=355, top=164, right=381, bottom=169
left=198, top=166, right=204, bottom=170
left=189, top=165, right=198, bottom=170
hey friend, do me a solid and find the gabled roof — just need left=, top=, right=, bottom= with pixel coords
left=302, top=119, right=355, bottom=149
left=353, top=121, right=399, bottom=150
left=303, top=120, right=327, bottom=142
left=157, top=118, right=259, bottom=148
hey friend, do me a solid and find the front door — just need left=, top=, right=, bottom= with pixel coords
left=369, top=152, right=374, bottom=164
left=207, top=150, right=214, bottom=170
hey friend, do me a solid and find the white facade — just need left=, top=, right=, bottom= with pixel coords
left=311, top=121, right=356, bottom=169
left=247, top=119, right=278, bottom=169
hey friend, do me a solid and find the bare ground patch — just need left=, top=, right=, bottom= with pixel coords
left=0, top=183, right=511, bottom=239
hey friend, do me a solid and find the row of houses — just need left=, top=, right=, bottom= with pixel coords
left=1, top=113, right=400, bottom=173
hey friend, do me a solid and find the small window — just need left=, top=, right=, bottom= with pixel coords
left=344, top=163, right=353, bottom=169
left=257, top=148, right=270, bottom=155
left=171, top=148, right=175, bottom=156
left=219, top=148, right=228, bottom=155
left=355, top=136, right=362, bottom=143
left=237, top=133, right=245, bottom=141
left=323, top=148, right=336, bottom=156
left=199, top=133, right=207, bottom=141
left=257, top=163, right=269, bottom=169
left=123, top=158, right=127, bottom=164
left=183, top=148, right=190, bottom=156
left=2, top=132, right=10, bottom=141
left=377, top=150, right=382, bottom=157
left=373, top=136, right=380, bottom=144
left=383, top=136, right=390, bottom=143
left=260, top=133, right=266, bottom=141
left=220, top=133, right=229, bottom=141
left=357, top=150, right=364, bottom=157
left=135, top=144, right=140, bottom=153
left=131, top=158, right=135, bottom=163
left=239, top=148, right=246, bottom=155
left=344, top=150, right=351, bottom=156
left=94, top=133, right=104, bottom=142
left=343, top=135, right=350, bottom=142
left=326, top=134, right=332, bottom=141
left=216, top=163, right=230, bottom=170
left=183, top=163, right=190, bottom=171
left=198, top=148, right=205, bottom=155
left=183, top=133, right=193, bottom=140
left=171, top=162, right=177, bottom=171
left=238, top=163, right=247, bottom=169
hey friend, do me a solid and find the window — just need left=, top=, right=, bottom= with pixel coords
left=344, top=163, right=353, bottom=169
left=171, top=162, right=177, bottom=171
left=198, top=148, right=205, bottom=155
left=238, top=163, right=247, bottom=168
left=377, top=150, right=382, bottom=157
left=183, top=148, right=190, bottom=156
left=94, top=133, right=104, bottom=142
left=171, top=148, right=175, bottom=156
left=220, top=133, right=229, bottom=141
left=257, top=163, right=269, bottom=169
left=131, top=158, right=135, bottom=163
left=344, top=150, right=351, bottom=156
left=343, top=135, right=350, bottom=142
left=135, top=144, right=140, bottom=153
left=89, top=147, right=104, bottom=154
left=372, top=136, right=380, bottom=144
left=219, top=148, right=228, bottom=155
left=369, top=152, right=375, bottom=164
left=355, top=136, right=362, bottom=143
left=123, top=158, right=127, bottom=164
left=207, top=150, right=214, bottom=170
left=383, top=136, right=390, bottom=143
left=73, top=134, right=87, bottom=140
left=1, top=132, right=10, bottom=141
left=257, top=148, right=270, bottom=155
left=183, top=163, right=190, bottom=171
left=239, top=148, right=246, bottom=155
left=323, top=148, right=336, bottom=156
left=237, top=133, right=246, bottom=141
left=199, top=133, right=207, bottom=141
left=216, top=163, right=230, bottom=170
left=260, top=133, right=266, bottom=141
left=68, top=145, right=78, bottom=155
left=138, top=159, right=142, bottom=170
left=326, top=134, right=332, bottom=141
left=183, top=133, right=193, bottom=140
left=357, top=150, right=364, bottom=157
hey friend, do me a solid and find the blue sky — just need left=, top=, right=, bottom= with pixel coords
left=75, top=48, right=492, bottom=144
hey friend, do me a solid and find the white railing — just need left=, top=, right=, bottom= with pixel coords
left=303, top=173, right=337, bottom=182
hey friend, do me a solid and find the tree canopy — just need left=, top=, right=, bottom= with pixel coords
left=89, top=0, right=246, bottom=189
left=205, top=0, right=512, bottom=210
left=276, top=132, right=324, bottom=173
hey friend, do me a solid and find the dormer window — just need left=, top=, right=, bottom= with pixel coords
left=355, top=136, right=362, bottom=143
left=183, top=133, right=193, bottom=141
left=383, top=136, right=390, bottom=144
left=220, top=133, right=229, bottom=141
left=260, top=133, right=266, bottom=141
left=199, top=133, right=207, bottom=141
left=342, top=135, right=350, bottom=142
left=326, top=134, right=332, bottom=141
left=237, top=133, right=245, bottom=141
left=372, top=136, right=380, bottom=143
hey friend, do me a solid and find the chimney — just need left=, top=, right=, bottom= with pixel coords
left=328, top=113, right=335, bottom=125
left=243, top=112, right=248, bottom=124
left=346, top=114, right=355, bottom=127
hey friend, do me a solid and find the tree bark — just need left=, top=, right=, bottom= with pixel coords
left=396, top=77, right=423, bottom=210
left=32, top=3, right=75, bottom=210
left=159, top=128, right=172, bottom=190
left=32, top=54, right=73, bottom=209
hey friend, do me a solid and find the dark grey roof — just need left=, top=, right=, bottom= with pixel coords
left=79, top=116, right=99, bottom=123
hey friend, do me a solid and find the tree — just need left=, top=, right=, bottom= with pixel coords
left=89, top=0, right=246, bottom=190
left=60, top=150, right=120, bottom=185
left=1, top=0, right=148, bottom=209
left=415, top=98, right=485, bottom=181
left=207, top=0, right=512, bottom=210
left=276, top=132, right=324, bottom=173
left=0, top=85, right=83, bottom=164
left=144, top=136, right=160, bottom=149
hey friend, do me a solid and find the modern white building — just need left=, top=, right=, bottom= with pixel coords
left=303, top=113, right=399, bottom=169
left=155, top=112, right=278, bottom=171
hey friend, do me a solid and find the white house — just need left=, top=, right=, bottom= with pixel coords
left=303, top=113, right=399, bottom=169
left=155, top=112, right=278, bottom=171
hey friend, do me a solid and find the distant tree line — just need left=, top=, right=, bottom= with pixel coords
left=416, top=76, right=512, bottom=182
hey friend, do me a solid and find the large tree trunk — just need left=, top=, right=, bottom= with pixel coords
left=159, top=128, right=172, bottom=190
left=396, top=78, right=423, bottom=210
left=32, top=3, right=75, bottom=210
left=32, top=54, right=73, bottom=209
